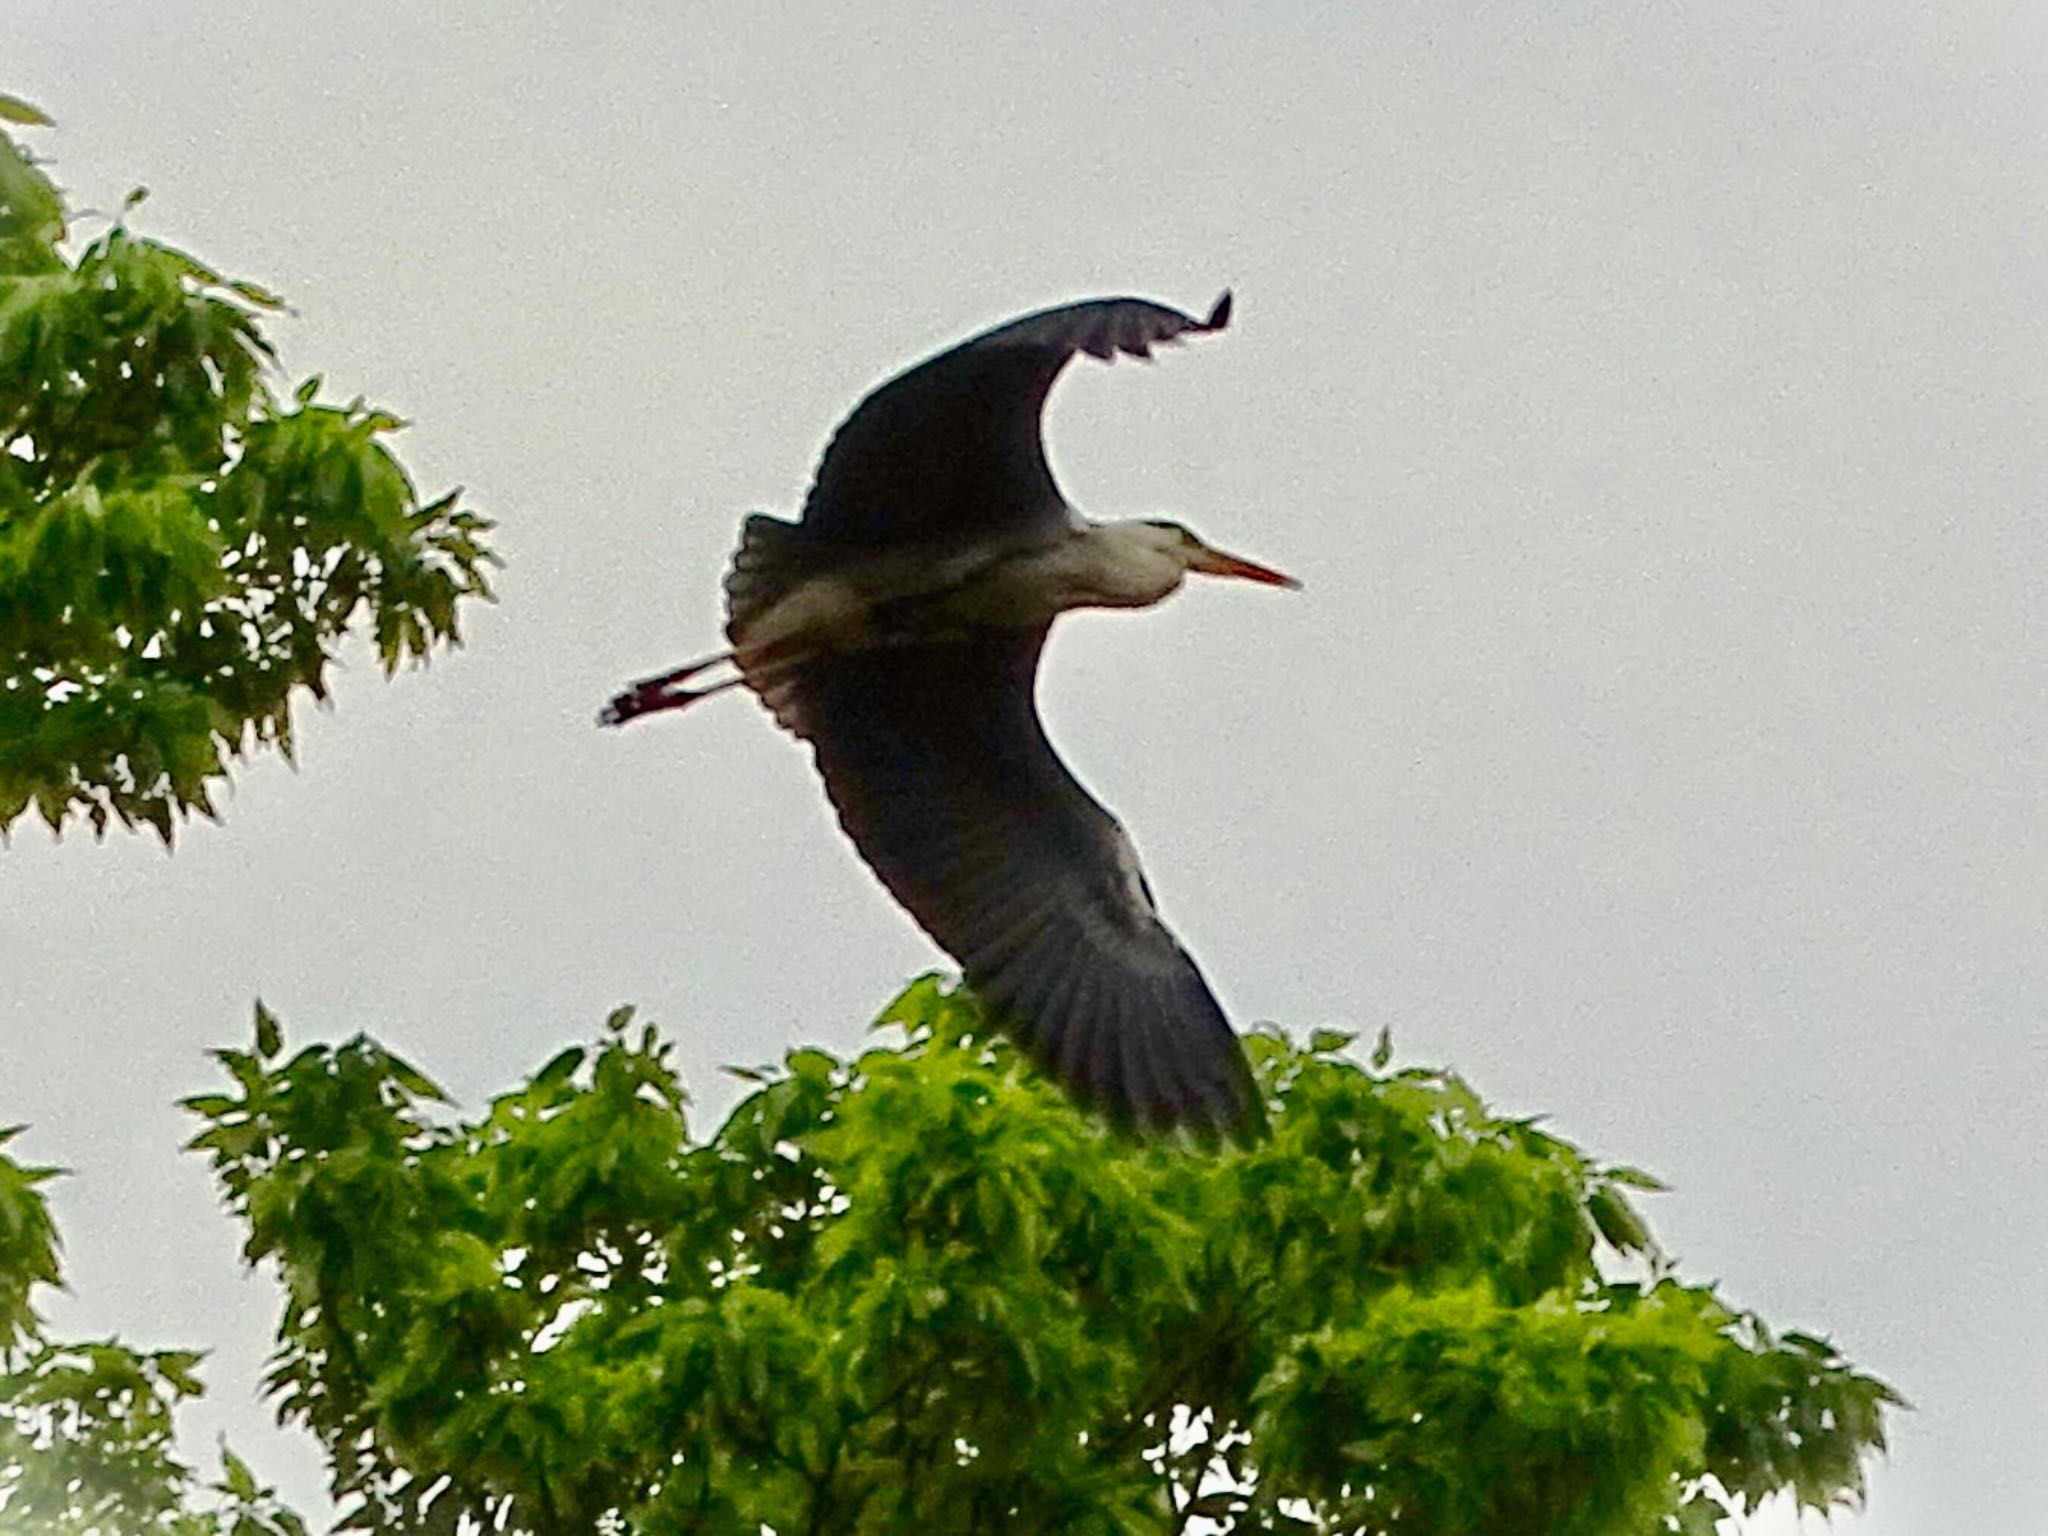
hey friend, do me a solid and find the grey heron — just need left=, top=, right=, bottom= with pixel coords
left=602, top=292, right=1297, bottom=1135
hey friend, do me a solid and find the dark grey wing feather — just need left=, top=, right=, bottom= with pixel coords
left=773, top=631, right=1260, bottom=1134
left=798, top=292, right=1232, bottom=553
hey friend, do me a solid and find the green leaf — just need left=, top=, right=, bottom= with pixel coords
left=0, top=93, right=53, bottom=127
left=227, top=277, right=287, bottom=309
left=154, top=1349, right=207, bottom=1395
left=220, top=1443, right=261, bottom=1500
left=786, top=1048, right=837, bottom=1085
left=386, top=1054, right=447, bottom=1102
left=1605, top=1163, right=1671, bottom=1193
left=1308, top=1027, right=1356, bottom=1056
left=1587, top=1184, right=1651, bottom=1255
left=253, top=1000, right=282, bottom=1059
left=874, top=971, right=949, bottom=1032
left=533, top=1045, right=586, bottom=1088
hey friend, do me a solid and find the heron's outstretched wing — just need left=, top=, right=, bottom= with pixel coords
left=798, top=292, right=1232, bottom=553
left=765, top=632, right=1260, bottom=1135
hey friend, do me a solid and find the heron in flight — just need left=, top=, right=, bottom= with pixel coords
left=602, top=292, right=1297, bottom=1134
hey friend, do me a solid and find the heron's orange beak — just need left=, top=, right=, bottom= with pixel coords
left=1189, top=542, right=1302, bottom=590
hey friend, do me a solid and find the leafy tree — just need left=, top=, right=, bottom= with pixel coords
left=0, top=1130, right=306, bottom=1534
left=0, top=95, right=496, bottom=844
left=181, top=979, right=1899, bottom=1536
left=0, top=86, right=474, bottom=1533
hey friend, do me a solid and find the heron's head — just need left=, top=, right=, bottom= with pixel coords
left=1142, top=520, right=1301, bottom=590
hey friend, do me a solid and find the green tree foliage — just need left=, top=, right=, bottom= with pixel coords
left=0, top=96, right=496, bottom=844
left=0, top=1132, right=305, bottom=1534
left=0, top=1128, right=61, bottom=1356
left=183, top=980, right=1898, bottom=1536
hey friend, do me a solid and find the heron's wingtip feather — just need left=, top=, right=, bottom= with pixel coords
left=991, top=961, right=1261, bottom=1140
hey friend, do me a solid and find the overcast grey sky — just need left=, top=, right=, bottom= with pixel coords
left=6, top=3, right=2045, bottom=1531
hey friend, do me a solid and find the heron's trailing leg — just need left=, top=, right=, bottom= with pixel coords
left=599, top=672, right=747, bottom=725
left=599, top=649, right=732, bottom=726
left=632, top=649, right=732, bottom=692
left=598, top=642, right=810, bottom=726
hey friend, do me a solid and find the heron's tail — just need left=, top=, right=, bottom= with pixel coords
left=723, top=513, right=809, bottom=642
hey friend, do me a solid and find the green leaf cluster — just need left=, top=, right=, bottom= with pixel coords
left=0, top=1127, right=61, bottom=1355
left=184, top=981, right=1900, bottom=1536
left=0, top=1134, right=305, bottom=1534
left=0, top=104, right=497, bottom=844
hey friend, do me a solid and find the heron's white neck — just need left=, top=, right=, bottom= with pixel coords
left=1069, top=521, right=1191, bottom=609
